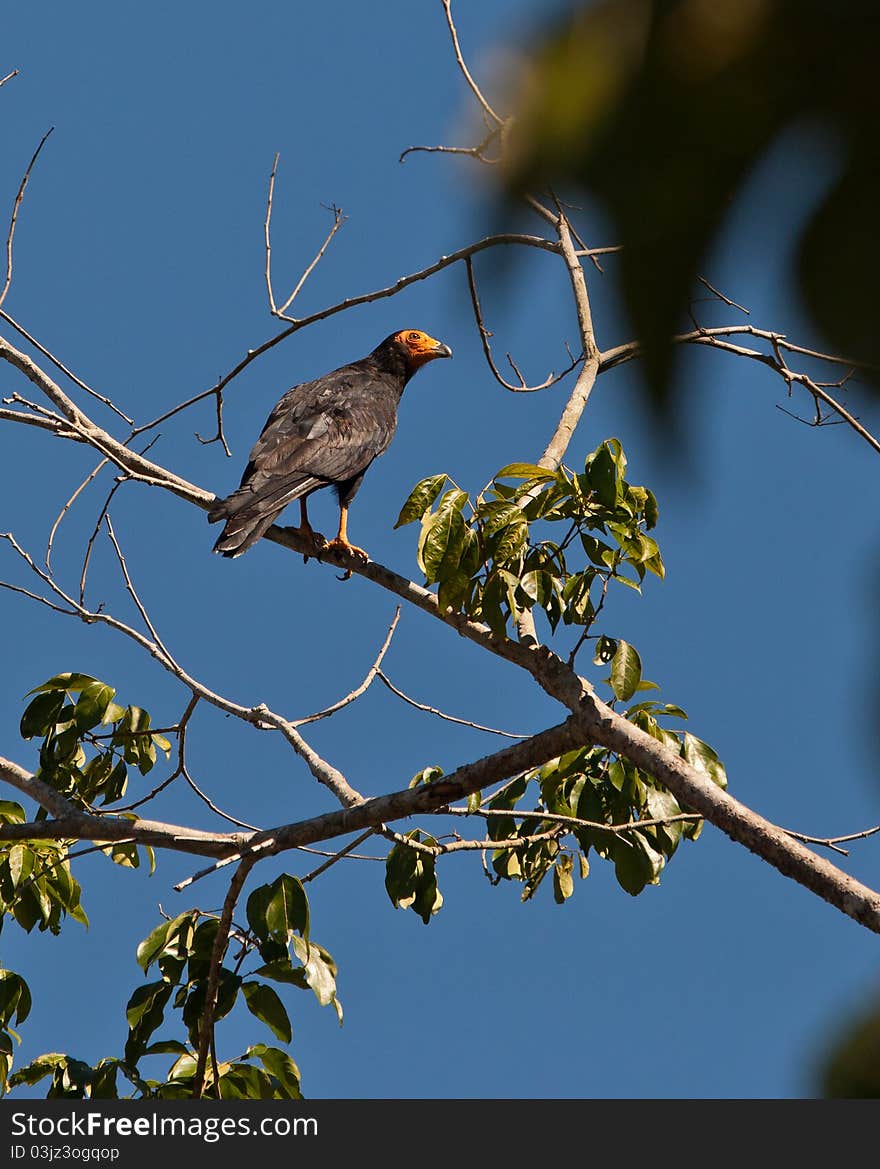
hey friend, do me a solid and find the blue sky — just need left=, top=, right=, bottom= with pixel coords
left=2, top=0, right=880, bottom=1099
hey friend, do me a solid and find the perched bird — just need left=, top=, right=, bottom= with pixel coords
left=208, top=329, right=452, bottom=560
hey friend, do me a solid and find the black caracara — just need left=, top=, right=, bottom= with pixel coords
left=208, top=329, right=452, bottom=560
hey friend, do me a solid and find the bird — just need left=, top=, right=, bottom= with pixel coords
left=208, top=329, right=452, bottom=561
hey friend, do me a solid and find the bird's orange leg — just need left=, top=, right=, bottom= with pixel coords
left=325, top=504, right=369, bottom=565
left=287, top=499, right=323, bottom=561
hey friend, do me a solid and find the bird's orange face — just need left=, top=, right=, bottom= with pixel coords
left=395, top=329, right=453, bottom=368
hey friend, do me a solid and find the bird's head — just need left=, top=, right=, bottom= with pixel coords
left=389, top=329, right=453, bottom=371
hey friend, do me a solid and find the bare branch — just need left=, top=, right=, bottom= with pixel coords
left=465, top=256, right=581, bottom=392
left=46, top=457, right=108, bottom=571
left=440, top=0, right=505, bottom=125
left=599, top=325, right=880, bottom=457
left=129, top=232, right=559, bottom=438
left=0, top=309, right=133, bottom=424
left=400, top=125, right=503, bottom=165
left=0, top=69, right=20, bottom=89
left=442, top=803, right=701, bottom=836
left=536, top=213, right=601, bottom=469
left=265, top=155, right=349, bottom=321
left=1, top=128, right=54, bottom=311
left=265, top=155, right=347, bottom=322
left=696, top=276, right=750, bottom=315
left=194, top=388, right=231, bottom=457
left=104, top=514, right=173, bottom=659
left=376, top=669, right=526, bottom=739
left=301, top=829, right=378, bottom=883
left=293, top=607, right=400, bottom=726
left=3, top=528, right=366, bottom=809
left=780, top=823, right=880, bottom=858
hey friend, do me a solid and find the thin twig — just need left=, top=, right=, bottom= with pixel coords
left=696, top=276, right=750, bottom=315
left=104, top=515, right=173, bottom=659
left=0, top=310, right=133, bottom=423
left=400, top=125, right=502, bottom=165
left=264, top=153, right=347, bottom=320
left=442, top=803, right=702, bottom=837
left=465, top=256, right=581, bottom=392
left=114, top=694, right=201, bottom=811
left=173, top=840, right=275, bottom=892
left=129, top=232, right=559, bottom=437
left=294, top=608, right=400, bottom=725
left=1, top=128, right=54, bottom=310
left=441, top=0, right=504, bottom=125
left=301, top=829, right=378, bottom=882
left=80, top=479, right=126, bottom=603
left=5, top=528, right=366, bottom=810
left=194, top=388, right=231, bottom=457
left=780, top=823, right=880, bottom=858
left=46, top=457, right=108, bottom=570
left=599, top=326, right=880, bottom=457
left=0, top=69, right=20, bottom=89
left=377, top=669, right=527, bottom=739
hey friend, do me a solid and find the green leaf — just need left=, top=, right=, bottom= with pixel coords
left=27, top=673, right=99, bottom=696
left=125, top=981, right=173, bottom=1062
left=437, top=568, right=471, bottom=613
left=419, top=494, right=468, bottom=582
left=0, top=970, right=31, bottom=1026
left=683, top=733, right=727, bottom=789
left=143, top=1039, right=190, bottom=1056
left=265, top=874, right=310, bottom=944
left=587, top=443, right=618, bottom=507
left=7, top=844, right=34, bottom=889
left=104, top=841, right=140, bottom=868
left=136, top=911, right=193, bottom=973
left=395, top=473, right=449, bottom=528
left=242, top=982, right=292, bottom=1044
left=495, top=462, right=558, bottom=481
left=610, top=640, right=642, bottom=701
left=290, top=936, right=340, bottom=1010
left=246, top=883, right=273, bottom=945
left=19, top=690, right=66, bottom=740
left=74, top=682, right=117, bottom=732
left=385, top=838, right=420, bottom=908
left=0, top=801, right=26, bottom=824
left=8, top=1052, right=68, bottom=1089
left=643, top=489, right=659, bottom=530
left=248, top=1045, right=302, bottom=1099
left=151, top=733, right=172, bottom=756
left=553, top=855, right=575, bottom=904
left=253, top=961, right=307, bottom=987
left=409, top=766, right=443, bottom=788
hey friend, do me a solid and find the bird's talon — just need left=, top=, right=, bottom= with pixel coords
left=325, top=537, right=369, bottom=564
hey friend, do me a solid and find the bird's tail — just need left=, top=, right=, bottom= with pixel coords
left=208, top=475, right=321, bottom=558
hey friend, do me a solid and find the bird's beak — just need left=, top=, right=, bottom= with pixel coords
left=429, top=340, right=453, bottom=360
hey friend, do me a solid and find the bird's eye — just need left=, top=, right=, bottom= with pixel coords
left=407, top=331, right=421, bottom=342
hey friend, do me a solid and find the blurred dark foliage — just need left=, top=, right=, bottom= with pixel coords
left=504, top=0, right=880, bottom=409
left=818, top=991, right=880, bottom=1098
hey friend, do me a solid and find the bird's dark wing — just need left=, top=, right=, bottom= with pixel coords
left=246, top=363, right=398, bottom=490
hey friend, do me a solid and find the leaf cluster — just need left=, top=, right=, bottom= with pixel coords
left=9, top=873, right=340, bottom=1099
left=485, top=696, right=725, bottom=900
left=385, top=829, right=444, bottom=924
left=396, top=440, right=662, bottom=639
left=20, top=672, right=171, bottom=822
